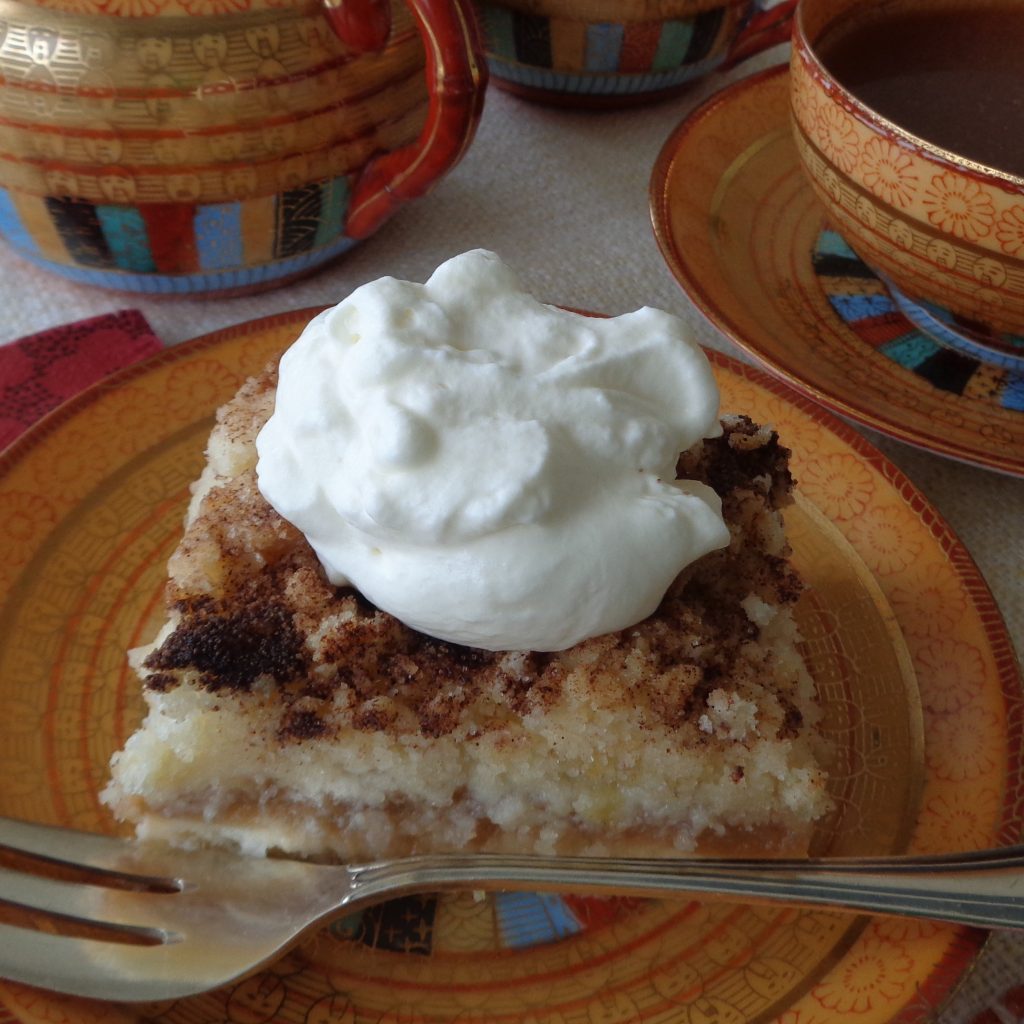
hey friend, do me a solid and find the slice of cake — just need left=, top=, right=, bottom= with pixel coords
left=103, top=253, right=831, bottom=861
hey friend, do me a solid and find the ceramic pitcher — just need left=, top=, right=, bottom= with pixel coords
left=0, top=0, right=486, bottom=293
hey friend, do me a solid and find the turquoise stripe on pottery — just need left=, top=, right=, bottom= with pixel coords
left=480, top=3, right=516, bottom=59
left=494, top=892, right=581, bottom=948
left=584, top=23, right=624, bottom=72
left=879, top=331, right=940, bottom=369
left=325, top=909, right=366, bottom=941
left=652, top=19, right=696, bottom=70
left=95, top=205, right=155, bottom=273
left=816, top=228, right=861, bottom=260
left=1003, top=373, right=1024, bottom=411
left=9, top=231, right=358, bottom=295
left=0, top=188, right=38, bottom=256
left=194, top=203, right=244, bottom=271
left=315, top=177, right=350, bottom=250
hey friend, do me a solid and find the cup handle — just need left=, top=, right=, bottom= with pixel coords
left=326, top=0, right=487, bottom=240
left=721, top=0, right=797, bottom=71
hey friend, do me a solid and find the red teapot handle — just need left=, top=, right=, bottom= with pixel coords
left=324, top=0, right=487, bottom=240
left=322, top=0, right=393, bottom=53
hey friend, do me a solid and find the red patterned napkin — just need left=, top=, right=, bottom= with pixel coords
left=0, top=310, right=162, bottom=450
left=973, top=983, right=1024, bottom=1024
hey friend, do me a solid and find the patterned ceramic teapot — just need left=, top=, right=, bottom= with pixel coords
left=0, top=0, right=486, bottom=293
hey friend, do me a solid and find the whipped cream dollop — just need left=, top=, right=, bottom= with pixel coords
left=255, top=250, right=729, bottom=651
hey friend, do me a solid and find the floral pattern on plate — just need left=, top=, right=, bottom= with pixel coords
left=0, top=310, right=1020, bottom=1024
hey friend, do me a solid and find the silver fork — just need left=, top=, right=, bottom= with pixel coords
left=2, top=815, right=1024, bottom=1003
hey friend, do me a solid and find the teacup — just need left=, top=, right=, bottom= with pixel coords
left=791, top=0, right=1024, bottom=336
left=474, top=0, right=796, bottom=106
left=0, top=0, right=486, bottom=295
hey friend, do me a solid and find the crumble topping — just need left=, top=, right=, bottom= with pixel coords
left=140, top=366, right=804, bottom=748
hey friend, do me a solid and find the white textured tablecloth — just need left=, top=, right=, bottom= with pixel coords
left=0, top=46, right=1020, bottom=1023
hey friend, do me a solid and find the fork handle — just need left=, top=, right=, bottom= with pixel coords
left=348, top=848, right=1024, bottom=931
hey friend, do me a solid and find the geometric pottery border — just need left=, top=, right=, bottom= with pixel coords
left=0, top=173, right=355, bottom=293
left=813, top=229, right=1024, bottom=413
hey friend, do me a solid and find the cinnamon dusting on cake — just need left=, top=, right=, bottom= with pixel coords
left=140, top=367, right=809, bottom=757
left=146, top=586, right=307, bottom=693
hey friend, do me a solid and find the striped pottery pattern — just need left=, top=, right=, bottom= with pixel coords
left=476, top=0, right=745, bottom=96
left=886, top=283, right=1024, bottom=373
left=0, top=173, right=357, bottom=292
left=813, top=229, right=1024, bottom=413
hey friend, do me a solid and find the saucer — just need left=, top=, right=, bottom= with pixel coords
left=650, top=64, right=1024, bottom=477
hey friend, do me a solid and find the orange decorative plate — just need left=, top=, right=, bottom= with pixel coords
left=650, top=64, right=1024, bottom=478
left=0, top=310, right=1020, bottom=1024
